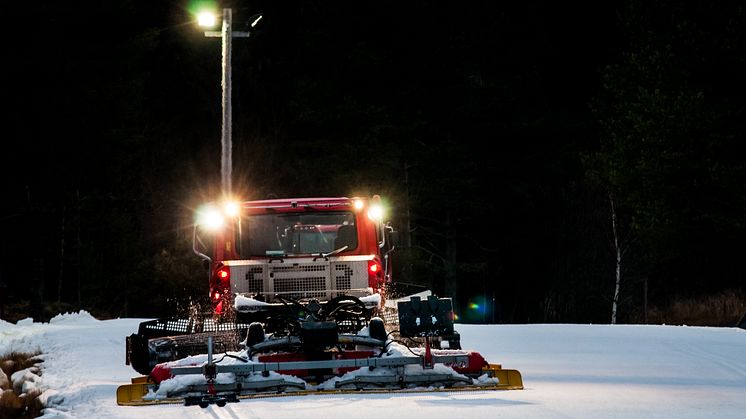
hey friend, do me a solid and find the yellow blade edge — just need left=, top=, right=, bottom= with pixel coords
left=116, top=377, right=183, bottom=406
left=116, top=383, right=150, bottom=405
left=483, top=364, right=524, bottom=390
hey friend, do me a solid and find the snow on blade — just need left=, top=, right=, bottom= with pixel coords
left=234, top=295, right=272, bottom=310
left=153, top=350, right=307, bottom=399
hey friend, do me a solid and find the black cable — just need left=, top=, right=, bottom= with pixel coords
left=276, top=294, right=311, bottom=320
left=223, top=353, right=250, bottom=363
left=380, top=329, right=400, bottom=353
left=391, top=340, right=422, bottom=357
left=210, top=344, right=251, bottom=364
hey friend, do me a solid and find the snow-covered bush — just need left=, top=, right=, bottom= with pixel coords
left=0, top=351, right=44, bottom=418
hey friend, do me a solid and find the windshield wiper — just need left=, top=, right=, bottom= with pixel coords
left=321, top=245, right=348, bottom=258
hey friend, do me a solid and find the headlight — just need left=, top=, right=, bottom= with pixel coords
left=366, top=194, right=384, bottom=221
left=223, top=201, right=240, bottom=217
left=197, top=205, right=225, bottom=231
left=367, top=204, right=383, bottom=221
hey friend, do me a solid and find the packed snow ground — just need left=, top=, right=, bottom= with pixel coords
left=1, top=312, right=745, bottom=418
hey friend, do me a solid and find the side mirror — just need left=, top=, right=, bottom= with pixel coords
left=192, top=224, right=212, bottom=263
left=388, top=230, right=400, bottom=247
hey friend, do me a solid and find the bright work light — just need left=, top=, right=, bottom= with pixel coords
left=223, top=201, right=240, bottom=217
left=197, top=205, right=225, bottom=231
left=367, top=204, right=383, bottom=221
left=197, top=11, right=217, bottom=27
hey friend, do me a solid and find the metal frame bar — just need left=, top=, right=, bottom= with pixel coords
left=170, top=353, right=469, bottom=376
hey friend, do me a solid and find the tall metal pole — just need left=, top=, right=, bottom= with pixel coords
left=204, top=9, right=251, bottom=195
left=221, top=8, right=233, bottom=195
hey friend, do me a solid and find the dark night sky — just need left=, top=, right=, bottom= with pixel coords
left=2, top=1, right=744, bottom=323
left=6, top=0, right=622, bottom=202
left=3, top=0, right=624, bottom=223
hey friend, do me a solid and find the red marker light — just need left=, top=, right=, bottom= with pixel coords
left=367, top=260, right=383, bottom=288
left=217, top=267, right=230, bottom=282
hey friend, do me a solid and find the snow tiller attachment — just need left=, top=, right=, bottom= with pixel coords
left=117, top=295, right=523, bottom=406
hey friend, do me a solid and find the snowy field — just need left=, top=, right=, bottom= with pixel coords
left=2, top=311, right=745, bottom=418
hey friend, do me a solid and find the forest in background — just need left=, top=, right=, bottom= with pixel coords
left=2, top=0, right=744, bottom=325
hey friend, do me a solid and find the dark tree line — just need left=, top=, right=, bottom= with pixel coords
left=2, top=0, right=744, bottom=324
